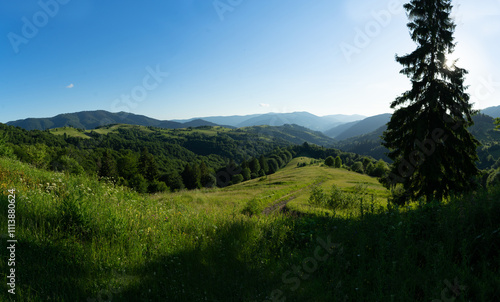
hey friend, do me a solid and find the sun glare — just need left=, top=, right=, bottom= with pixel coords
left=445, top=55, right=458, bottom=70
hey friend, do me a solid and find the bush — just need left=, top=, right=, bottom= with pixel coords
left=148, top=180, right=170, bottom=193
left=325, top=156, right=335, bottom=167
left=308, top=186, right=326, bottom=206
left=351, top=161, right=364, bottom=174
left=309, top=185, right=357, bottom=211
left=232, top=174, right=244, bottom=184
left=334, top=156, right=342, bottom=168
left=52, top=155, right=84, bottom=175
left=129, top=174, right=148, bottom=193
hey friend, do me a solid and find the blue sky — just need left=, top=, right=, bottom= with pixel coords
left=1, top=0, right=499, bottom=123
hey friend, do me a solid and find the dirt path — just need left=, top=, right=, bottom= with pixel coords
left=262, top=181, right=324, bottom=215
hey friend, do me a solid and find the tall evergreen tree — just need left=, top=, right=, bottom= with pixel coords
left=382, top=0, right=479, bottom=203
left=334, top=156, right=342, bottom=168
left=259, top=155, right=269, bottom=174
left=182, top=163, right=201, bottom=190
left=98, top=149, right=117, bottom=178
left=249, top=157, right=261, bottom=175
left=200, top=161, right=216, bottom=188
left=138, top=147, right=159, bottom=182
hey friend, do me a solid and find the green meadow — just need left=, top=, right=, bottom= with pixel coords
left=1, top=156, right=499, bottom=301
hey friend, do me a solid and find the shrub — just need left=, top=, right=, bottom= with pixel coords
left=309, top=185, right=358, bottom=211
left=148, top=180, right=170, bottom=193
left=351, top=161, right=364, bottom=174
left=325, top=156, right=335, bottom=167
left=232, top=174, right=244, bottom=184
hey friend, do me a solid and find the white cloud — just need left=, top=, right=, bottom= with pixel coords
left=66, top=83, right=74, bottom=89
left=259, top=103, right=270, bottom=107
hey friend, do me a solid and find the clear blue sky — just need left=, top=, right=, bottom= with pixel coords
left=1, top=0, right=499, bottom=123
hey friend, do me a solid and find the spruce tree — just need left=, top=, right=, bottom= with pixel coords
left=382, top=0, right=479, bottom=204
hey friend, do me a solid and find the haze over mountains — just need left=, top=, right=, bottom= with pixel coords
left=173, top=112, right=366, bottom=132
left=6, top=106, right=500, bottom=143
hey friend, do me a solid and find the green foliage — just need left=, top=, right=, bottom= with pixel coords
left=25, top=143, right=49, bottom=169
left=382, top=0, right=479, bottom=203
left=351, top=161, right=364, bottom=174
left=117, top=151, right=138, bottom=179
left=51, top=155, right=84, bottom=175
left=129, top=174, right=148, bottom=193
left=241, top=167, right=252, bottom=181
left=200, top=161, right=215, bottom=188
left=138, top=148, right=159, bottom=182
left=259, top=155, right=269, bottom=174
left=249, top=157, right=261, bottom=174
left=147, top=180, right=170, bottom=193
left=334, top=156, right=342, bottom=168
left=0, top=134, right=15, bottom=159
left=160, top=169, right=184, bottom=191
left=267, top=158, right=279, bottom=174
left=98, top=149, right=117, bottom=178
left=182, top=163, right=201, bottom=190
left=3, top=156, right=500, bottom=301
left=308, top=184, right=371, bottom=212
left=232, top=174, right=244, bottom=184
left=325, top=156, right=335, bottom=167
left=487, top=169, right=500, bottom=188
left=371, top=159, right=389, bottom=178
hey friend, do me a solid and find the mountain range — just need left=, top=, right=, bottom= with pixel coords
left=6, top=106, right=500, bottom=143
left=173, top=112, right=366, bottom=132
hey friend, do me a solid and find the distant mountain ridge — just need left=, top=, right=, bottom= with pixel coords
left=174, top=112, right=366, bottom=132
left=6, top=110, right=219, bottom=131
left=326, top=113, right=392, bottom=140
left=6, top=110, right=367, bottom=133
left=6, top=107, right=499, bottom=140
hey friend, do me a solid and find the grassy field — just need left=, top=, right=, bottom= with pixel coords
left=49, top=124, right=235, bottom=139
left=49, top=127, right=92, bottom=139
left=1, top=156, right=499, bottom=301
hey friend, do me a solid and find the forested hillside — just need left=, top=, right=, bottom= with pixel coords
left=0, top=123, right=381, bottom=194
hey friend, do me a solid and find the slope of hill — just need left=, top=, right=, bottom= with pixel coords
left=482, top=105, right=500, bottom=118
left=173, top=114, right=262, bottom=126
left=2, top=154, right=499, bottom=301
left=242, top=124, right=336, bottom=147
left=336, top=113, right=500, bottom=168
left=6, top=110, right=218, bottom=131
left=324, top=120, right=359, bottom=138
left=329, top=113, right=391, bottom=140
left=236, top=112, right=333, bottom=131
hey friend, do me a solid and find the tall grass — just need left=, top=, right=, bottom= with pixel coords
left=1, top=157, right=499, bottom=301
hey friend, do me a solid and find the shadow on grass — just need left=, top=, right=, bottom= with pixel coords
left=0, top=194, right=92, bottom=301
left=118, top=221, right=282, bottom=301
left=0, top=237, right=91, bottom=301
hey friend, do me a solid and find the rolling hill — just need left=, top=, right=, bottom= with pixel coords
left=6, top=110, right=219, bottom=131
left=326, top=113, right=392, bottom=140
left=481, top=105, right=500, bottom=118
